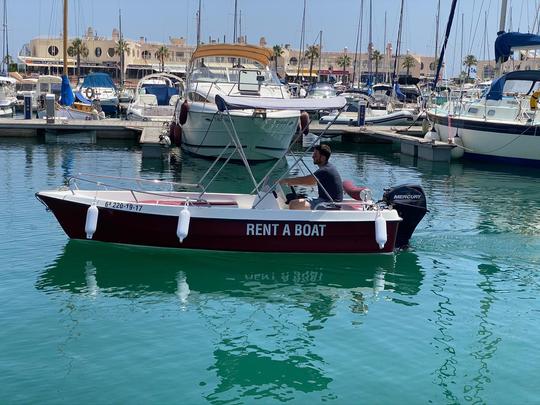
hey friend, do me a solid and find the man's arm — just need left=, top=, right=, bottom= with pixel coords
left=279, top=174, right=317, bottom=186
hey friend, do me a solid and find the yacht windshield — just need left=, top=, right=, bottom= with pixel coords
left=190, top=58, right=280, bottom=86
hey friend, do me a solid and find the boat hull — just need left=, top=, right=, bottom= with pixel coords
left=182, top=108, right=299, bottom=161
left=430, top=112, right=540, bottom=165
left=37, top=194, right=399, bottom=254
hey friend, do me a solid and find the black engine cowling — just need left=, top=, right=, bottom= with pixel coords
left=382, top=184, right=427, bottom=249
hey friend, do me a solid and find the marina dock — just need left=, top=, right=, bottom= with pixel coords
left=310, top=123, right=456, bottom=162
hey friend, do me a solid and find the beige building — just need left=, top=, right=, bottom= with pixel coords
left=272, top=42, right=443, bottom=84
left=18, top=27, right=195, bottom=82
left=19, top=28, right=448, bottom=85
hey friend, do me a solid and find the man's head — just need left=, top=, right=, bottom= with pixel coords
left=312, top=144, right=331, bottom=165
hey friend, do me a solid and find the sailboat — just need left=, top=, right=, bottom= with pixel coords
left=427, top=0, right=540, bottom=165
left=37, top=0, right=103, bottom=120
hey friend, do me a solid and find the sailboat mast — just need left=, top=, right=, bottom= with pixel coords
left=495, top=0, right=508, bottom=74
left=196, top=0, right=202, bottom=46
left=2, top=0, right=7, bottom=75
left=318, top=30, right=322, bottom=81
left=63, top=0, right=68, bottom=75
left=367, top=0, right=373, bottom=83
left=351, top=1, right=362, bottom=86
left=119, top=8, right=124, bottom=86
left=296, top=0, right=306, bottom=82
left=434, top=0, right=440, bottom=65
left=384, top=11, right=387, bottom=83
left=392, top=0, right=405, bottom=83
left=233, top=0, right=238, bottom=43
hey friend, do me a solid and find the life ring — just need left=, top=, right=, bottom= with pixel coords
left=85, top=87, right=95, bottom=100
left=299, top=111, right=310, bottom=135
left=179, top=100, right=189, bottom=125
left=530, top=90, right=540, bottom=110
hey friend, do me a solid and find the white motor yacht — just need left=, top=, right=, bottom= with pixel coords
left=174, top=44, right=300, bottom=161
left=126, top=73, right=183, bottom=122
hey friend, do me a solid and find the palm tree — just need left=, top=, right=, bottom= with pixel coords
left=463, top=54, right=478, bottom=81
left=305, top=45, right=320, bottom=82
left=67, top=38, right=89, bottom=77
left=336, top=54, right=351, bottom=82
left=371, top=50, right=383, bottom=82
left=156, top=45, right=170, bottom=72
left=115, top=39, right=130, bottom=84
left=401, top=54, right=416, bottom=77
left=272, top=45, right=284, bottom=74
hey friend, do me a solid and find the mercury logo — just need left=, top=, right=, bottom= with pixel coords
left=394, top=194, right=421, bottom=200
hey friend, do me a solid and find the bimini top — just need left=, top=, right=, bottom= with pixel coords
left=495, top=32, right=540, bottom=63
left=486, top=70, right=540, bottom=101
left=190, top=44, right=273, bottom=67
left=215, top=94, right=347, bottom=112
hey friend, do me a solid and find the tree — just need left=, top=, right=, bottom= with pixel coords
left=336, top=54, right=351, bottom=82
left=156, top=45, right=170, bottom=72
left=272, top=45, right=284, bottom=74
left=305, top=45, right=320, bottom=82
left=371, top=50, right=383, bottom=81
left=67, top=38, right=89, bottom=77
left=115, top=39, right=130, bottom=84
left=401, top=54, right=416, bottom=77
left=463, top=54, right=478, bottom=81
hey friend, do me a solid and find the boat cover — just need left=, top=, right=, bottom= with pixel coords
left=486, top=70, right=540, bottom=101
left=495, top=32, right=540, bottom=63
left=74, top=91, right=92, bottom=105
left=81, top=73, right=117, bottom=90
left=214, top=94, right=347, bottom=111
left=59, top=74, right=74, bottom=106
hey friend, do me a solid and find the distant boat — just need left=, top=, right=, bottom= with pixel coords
left=75, top=72, right=119, bottom=116
left=0, top=76, right=16, bottom=117
left=126, top=73, right=183, bottom=122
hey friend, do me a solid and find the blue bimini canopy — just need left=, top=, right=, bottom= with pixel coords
left=82, top=73, right=117, bottom=90
left=486, top=70, right=540, bottom=101
left=495, top=32, right=540, bottom=63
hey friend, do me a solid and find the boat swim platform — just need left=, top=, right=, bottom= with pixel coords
left=0, top=117, right=170, bottom=158
left=309, top=123, right=456, bottom=162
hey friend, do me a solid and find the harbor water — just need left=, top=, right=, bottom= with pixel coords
left=1, top=138, right=539, bottom=403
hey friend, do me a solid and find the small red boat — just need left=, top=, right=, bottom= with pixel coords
left=36, top=95, right=427, bottom=254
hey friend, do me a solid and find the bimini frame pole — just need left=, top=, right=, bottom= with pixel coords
left=251, top=105, right=348, bottom=208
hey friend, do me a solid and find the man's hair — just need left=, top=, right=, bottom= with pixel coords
left=314, top=144, right=331, bottom=160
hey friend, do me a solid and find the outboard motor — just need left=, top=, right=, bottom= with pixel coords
left=382, top=185, right=427, bottom=249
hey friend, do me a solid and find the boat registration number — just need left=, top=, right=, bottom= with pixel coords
left=104, top=201, right=143, bottom=212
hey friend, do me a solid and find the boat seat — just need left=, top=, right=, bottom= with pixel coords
left=139, top=199, right=238, bottom=207
left=139, top=94, right=158, bottom=106
left=168, top=95, right=180, bottom=106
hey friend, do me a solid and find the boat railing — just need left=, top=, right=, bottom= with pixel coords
left=67, top=173, right=209, bottom=204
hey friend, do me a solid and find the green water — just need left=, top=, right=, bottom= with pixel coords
left=1, top=138, right=540, bottom=404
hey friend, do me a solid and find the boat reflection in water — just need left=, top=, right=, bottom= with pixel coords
left=38, top=241, right=423, bottom=401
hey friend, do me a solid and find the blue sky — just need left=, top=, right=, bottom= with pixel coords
left=4, top=0, right=537, bottom=75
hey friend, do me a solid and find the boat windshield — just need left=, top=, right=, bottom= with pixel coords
left=190, top=60, right=280, bottom=86
left=503, top=79, right=540, bottom=96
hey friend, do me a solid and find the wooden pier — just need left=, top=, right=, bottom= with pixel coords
left=0, top=117, right=173, bottom=158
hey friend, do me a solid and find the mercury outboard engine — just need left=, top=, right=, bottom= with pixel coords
left=382, top=185, right=427, bottom=249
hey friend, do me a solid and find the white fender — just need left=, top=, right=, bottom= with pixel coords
left=176, top=205, right=191, bottom=243
left=85, top=204, right=99, bottom=239
left=450, top=136, right=465, bottom=160
left=375, top=213, right=387, bottom=250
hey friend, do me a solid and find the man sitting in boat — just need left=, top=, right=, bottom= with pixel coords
left=280, top=144, right=343, bottom=210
